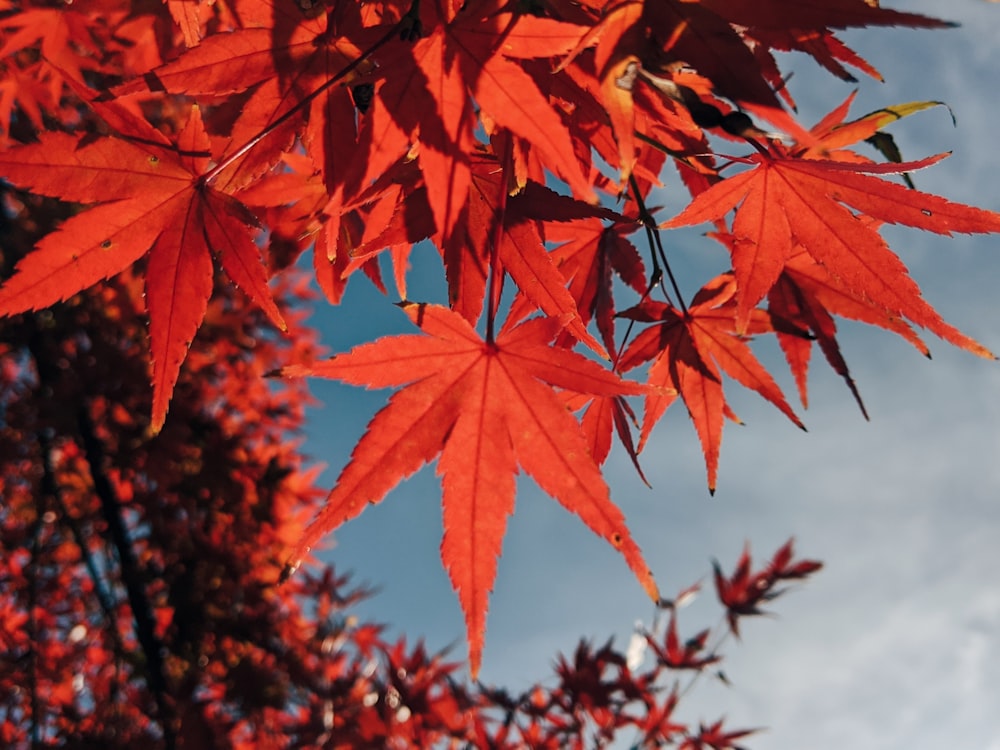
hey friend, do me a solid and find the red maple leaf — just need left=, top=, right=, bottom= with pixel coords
left=618, top=274, right=803, bottom=492
left=640, top=1, right=813, bottom=143
left=346, top=0, right=595, bottom=253
left=546, top=216, right=647, bottom=356
left=563, top=391, right=648, bottom=486
left=767, top=245, right=941, bottom=417
left=648, top=611, right=720, bottom=671
left=344, top=147, right=610, bottom=352
left=0, top=101, right=284, bottom=432
left=680, top=718, right=756, bottom=750
left=713, top=539, right=822, bottom=637
left=0, top=0, right=107, bottom=84
left=700, top=0, right=948, bottom=31
left=706, top=0, right=949, bottom=89
left=281, top=303, right=659, bottom=676
left=113, top=0, right=376, bottom=190
left=662, top=147, right=1000, bottom=348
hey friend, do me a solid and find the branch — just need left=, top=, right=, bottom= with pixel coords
left=76, top=405, right=176, bottom=750
left=50, top=478, right=129, bottom=658
left=27, top=480, right=43, bottom=750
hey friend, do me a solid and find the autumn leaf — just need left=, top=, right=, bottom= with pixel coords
left=0, top=0, right=995, bottom=738
left=557, top=0, right=645, bottom=183
left=802, top=95, right=950, bottom=158
left=0, top=2, right=105, bottom=83
left=662, top=149, right=1000, bottom=352
left=564, top=391, right=650, bottom=486
left=618, top=275, right=803, bottom=492
left=344, top=147, right=609, bottom=352
left=681, top=719, right=757, bottom=750
left=0, top=104, right=284, bottom=432
left=767, top=245, right=939, bottom=417
left=713, top=539, right=822, bottom=637
left=540, top=216, right=647, bottom=357
left=641, top=1, right=813, bottom=143
left=350, top=0, right=595, bottom=254
left=281, top=303, right=658, bottom=676
left=721, top=0, right=949, bottom=88
left=699, top=0, right=950, bottom=31
left=113, top=1, right=376, bottom=191
left=648, top=611, right=720, bottom=671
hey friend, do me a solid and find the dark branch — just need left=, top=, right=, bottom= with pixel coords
left=76, top=405, right=176, bottom=750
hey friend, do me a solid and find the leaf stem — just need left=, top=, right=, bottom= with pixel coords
left=629, top=175, right=687, bottom=315
left=485, top=135, right=514, bottom=344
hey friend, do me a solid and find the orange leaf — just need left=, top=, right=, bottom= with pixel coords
left=0, top=105, right=284, bottom=431
left=663, top=149, right=1000, bottom=356
left=619, top=275, right=803, bottom=492
left=590, top=1, right=644, bottom=183
left=282, top=303, right=658, bottom=676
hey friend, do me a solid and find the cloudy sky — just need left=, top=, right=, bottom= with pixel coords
left=298, top=3, right=1000, bottom=748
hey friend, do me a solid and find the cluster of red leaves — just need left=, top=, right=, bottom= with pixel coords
left=477, top=539, right=820, bottom=750
left=0, top=196, right=820, bottom=746
left=1, top=0, right=995, bottom=674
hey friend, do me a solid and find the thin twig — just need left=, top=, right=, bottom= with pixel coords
left=51, top=489, right=128, bottom=655
left=27, top=488, right=43, bottom=750
left=628, top=175, right=687, bottom=314
left=485, top=136, right=514, bottom=344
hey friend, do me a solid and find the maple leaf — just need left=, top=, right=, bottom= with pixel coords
left=717, top=0, right=949, bottom=87
left=618, top=274, right=803, bottom=492
left=640, top=1, right=814, bottom=143
left=558, top=0, right=645, bottom=183
left=767, top=245, right=936, bottom=416
left=713, top=539, right=822, bottom=637
left=113, top=0, right=377, bottom=191
left=662, top=149, right=1000, bottom=351
left=0, top=2, right=106, bottom=84
left=349, top=0, right=595, bottom=253
left=0, top=61, right=52, bottom=142
left=680, top=718, right=756, bottom=750
left=699, top=0, right=950, bottom=31
left=280, top=303, right=658, bottom=676
left=648, top=612, right=720, bottom=671
left=502, top=212, right=645, bottom=355
left=563, top=391, right=649, bottom=486
left=344, top=149, right=609, bottom=352
left=545, top=216, right=647, bottom=356
left=799, top=94, right=952, bottom=188
left=636, top=688, right=686, bottom=746
left=0, top=105, right=285, bottom=432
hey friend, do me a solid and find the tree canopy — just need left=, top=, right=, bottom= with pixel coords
left=0, top=0, right=996, bottom=745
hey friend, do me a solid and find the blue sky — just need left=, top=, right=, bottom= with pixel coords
left=297, top=3, right=1000, bottom=748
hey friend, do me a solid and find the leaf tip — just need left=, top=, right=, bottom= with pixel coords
left=150, top=407, right=166, bottom=436
left=645, top=575, right=661, bottom=603
left=279, top=544, right=312, bottom=585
